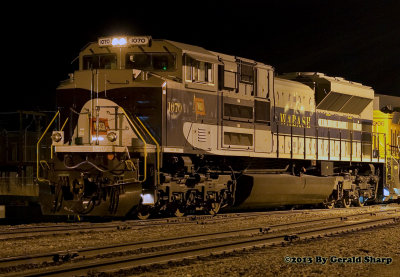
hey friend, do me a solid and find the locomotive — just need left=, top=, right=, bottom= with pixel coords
left=36, top=36, right=400, bottom=219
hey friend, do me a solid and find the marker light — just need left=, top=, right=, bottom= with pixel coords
left=107, top=132, right=117, bottom=142
left=51, top=132, right=62, bottom=142
left=112, top=37, right=127, bottom=46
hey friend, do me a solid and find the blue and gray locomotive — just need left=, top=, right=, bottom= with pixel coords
left=36, top=36, right=398, bottom=219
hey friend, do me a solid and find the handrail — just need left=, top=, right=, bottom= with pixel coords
left=37, top=111, right=59, bottom=182
left=60, top=117, right=69, bottom=131
left=119, top=107, right=147, bottom=183
left=51, top=117, right=70, bottom=159
left=136, top=116, right=160, bottom=185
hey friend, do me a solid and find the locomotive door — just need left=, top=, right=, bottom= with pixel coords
left=219, top=57, right=254, bottom=151
left=254, top=66, right=273, bottom=153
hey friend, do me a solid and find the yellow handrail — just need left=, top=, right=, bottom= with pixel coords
left=60, top=117, right=69, bottom=131
left=136, top=116, right=160, bottom=185
left=37, top=111, right=60, bottom=182
left=119, top=107, right=147, bottom=183
left=51, top=117, right=70, bottom=159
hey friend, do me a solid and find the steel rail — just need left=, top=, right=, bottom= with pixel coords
left=0, top=210, right=398, bottom=276
left=0, top=210, right=308, bottom=240
left=0, top=208, right=398, bottom=241
left=10, top=215, right=398, bottom=277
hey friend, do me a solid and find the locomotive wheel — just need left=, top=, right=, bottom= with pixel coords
left=206, top=200, right=221, bottom=215
left=341, top=196, right=351, bottom=208
left=137, top=205, right=152, bottom=220
left=324, top=201, right=335, bottom=209
left=52, top=183, right=63, bottom=212
left=174, top=206, right=185, bottom=217
left=354, top=195, right=365, bottom=207
left=77, top=198, right=96, bottom=214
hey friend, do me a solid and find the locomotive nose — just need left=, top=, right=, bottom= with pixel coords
left=38, top=98, right=160, bottom=217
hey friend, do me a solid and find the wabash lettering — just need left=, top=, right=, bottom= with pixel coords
left=280, top=113, right=311, bottom=128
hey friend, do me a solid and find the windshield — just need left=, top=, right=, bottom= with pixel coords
left=83, top=54, right=117, bottom=70
left=126, top=52, right=176, bottom=71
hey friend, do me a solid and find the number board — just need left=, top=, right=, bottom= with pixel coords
left=128, top=36, right=150, bottom=46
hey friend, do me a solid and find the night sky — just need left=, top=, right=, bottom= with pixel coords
left=3, top=0, right=399, bottom=111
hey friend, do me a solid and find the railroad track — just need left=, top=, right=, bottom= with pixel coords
left=0, top=209, right=316, bottom=240
left=1, top=209, right=398, bottom=277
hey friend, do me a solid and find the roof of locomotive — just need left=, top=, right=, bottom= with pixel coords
left=374, top=93, right=400, bottom=110
left=82, top=36, right=276, bottom=72
left=279, top=72, right=374, bottom=99
left=274, top=76, right=314, bottom=94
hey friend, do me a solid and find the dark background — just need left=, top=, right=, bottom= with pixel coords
left=3, top=0, right=399, bottom=111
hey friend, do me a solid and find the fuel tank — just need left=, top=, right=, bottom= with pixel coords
left=232, top=173, right=336, bottom=209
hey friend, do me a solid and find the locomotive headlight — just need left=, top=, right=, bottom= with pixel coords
left=51, top=132, right=62, bottom=142
left=99, top=36, right=151, bottom=47
left=112, top=37, right=127, bottom=46
left=107, top=132, right=117, bottom=142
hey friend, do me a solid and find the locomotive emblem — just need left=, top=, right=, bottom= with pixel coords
left=280, top=113, right=311, bottom=128
left=194, top=97, right=206, bottom=116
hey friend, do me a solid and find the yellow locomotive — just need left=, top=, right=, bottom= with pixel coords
left=373, top=94, right=400, bottom=201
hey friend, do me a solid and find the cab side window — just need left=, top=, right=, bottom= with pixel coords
left=185, top=57, right=214, bottom=84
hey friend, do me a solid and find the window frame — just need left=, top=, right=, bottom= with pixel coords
left=82, top=53, right=117, bottom=70
left=125, top=52, right=177, bottom=72
left=185, top=56, right=215, bottom=85
left=238, top=62, right=255, bottom=84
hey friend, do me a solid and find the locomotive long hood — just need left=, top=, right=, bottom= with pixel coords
left=280, top=72, right=374, bottom=115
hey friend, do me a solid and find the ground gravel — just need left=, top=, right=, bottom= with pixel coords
left=0, top=204, right=399, bottom=276
left=128, top=222, right=400, bottom=277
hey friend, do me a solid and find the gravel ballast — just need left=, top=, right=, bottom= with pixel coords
left=0, top=204, right=399, bottom=276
